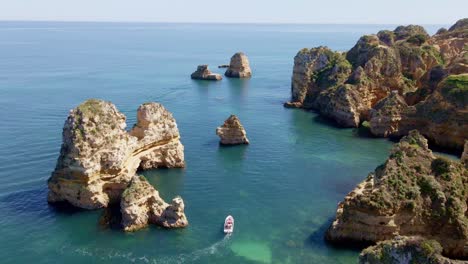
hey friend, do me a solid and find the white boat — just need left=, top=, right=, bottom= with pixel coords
left=224, top=215, right=234, bottom=234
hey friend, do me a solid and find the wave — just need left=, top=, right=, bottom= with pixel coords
left=59, top=235, right=232, bottom=263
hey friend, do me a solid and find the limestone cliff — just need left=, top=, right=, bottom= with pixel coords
left=47, top=99, right=185, bottom=210
left=120, top=175, right=188, bottom=232
left=286, top=18, right=467, bottom=149
left=360, top=236, right=466, bottom=264
left=216, top=115, right=250, bottom=145
left=326, top=131, right=468, bottom=259
left=225, top=52, right=252, bottom=78
left=370, top=74, right=468, bottom=149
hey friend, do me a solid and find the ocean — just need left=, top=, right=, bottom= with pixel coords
left=0, top=22, right=445, bottom=263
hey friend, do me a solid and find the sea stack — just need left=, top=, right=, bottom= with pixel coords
left=120, top=176, right=188, bottom=232
left=225, top=52, right=252, bottom=78
left=326, top=130, right=468, bottom=259
left=216, top=115, right=250, bottom=145
left=47, top=99, right=187, bottom=231
left=191, top=65, right=222, bottom=80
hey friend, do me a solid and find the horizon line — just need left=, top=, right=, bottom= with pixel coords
left=0, top=19, right=449, bottom=26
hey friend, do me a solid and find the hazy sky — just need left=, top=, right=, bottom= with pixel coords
left=0, top=0, right=466, bottom=24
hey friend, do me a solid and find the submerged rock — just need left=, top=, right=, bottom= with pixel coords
left=216, top=115, right=249, bottom=145
left=359, top=236, right=463, bottom=264
left=287, top=18, right=468, bottom=149
left=225, top=52, right=252, bottom=78
left=326, top=130, right=468, bottom=259
left=191, top=65, right=222, bottom=80
left=120, top=175, right=188, bottom=232
left=47, top=99, right=185, bottom=210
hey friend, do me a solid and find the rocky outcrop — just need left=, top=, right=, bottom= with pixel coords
left=130, top=102, right=185, bottom=169
left=191, top=65, right=222, bottom=80
left=360, top=236, right=466, bottom=264
left=225, top=52, right=252, bottom=78
left=286, top=18, right=468, bottom=149
left=47, top=99, right=185, bottom=210
left=326, top=131, right=468, bottom=259
left=216, top=115, right=249, bottom=145
left=369, top=74, right=468, bottom=149
left=463, top=141, right=468, bottom=164
left=120, top=175, right=188, bottom=232
left=369, top=91, right=414, bottom=137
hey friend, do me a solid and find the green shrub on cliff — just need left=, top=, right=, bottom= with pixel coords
left=355, top=131, right=467, bottom=228
left=407, top=34, right=428, bottom=45
left=440, top=74, right=468, bottom=107
left=312, top=52, right=352, bottom=89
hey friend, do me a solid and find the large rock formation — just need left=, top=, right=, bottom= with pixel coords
left=120, top=175, right=188, bottom=232
left=326, top=130, right=468, bottom=259
left=370, top=74, right=468, bottom=149
left=130, top=102, right=185, bottom=170
left=286, top=18, right=468, bottom=149
left=225, top=52, right=252, bottom=78
left=360, top=236, right=466, bottom=264
left=216, top=115, right=250, bottom=145
left=191, top=65, right=222, bottom=81
left=463, top=140, right=468, bottom=164
left=47, top=99, right=187, bottom=231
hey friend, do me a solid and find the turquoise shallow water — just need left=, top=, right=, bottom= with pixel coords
left=0, top=22, right=445, bottom=263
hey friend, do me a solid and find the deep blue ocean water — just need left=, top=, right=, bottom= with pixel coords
left=0, top=22, right=446, bottom=263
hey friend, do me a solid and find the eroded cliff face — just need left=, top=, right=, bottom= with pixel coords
left=216, top=115, right=250, bottom=145
left=359, top=236, right=466, bottom=264
left=326, top=131, right=468, bottom=259
left=370, top=74, right=468, bottom=149
left=120, top=176, right=188, bottom=232
left=286, top=18, right=467, bottom=149
left=225, top=52, right=252, bottom=78
left=47, top=100, right=185, bottom=210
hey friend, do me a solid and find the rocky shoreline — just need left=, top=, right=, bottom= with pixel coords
left=284, top=18, right=468, bottom=262
left=285, top=18, right=468, bottom=150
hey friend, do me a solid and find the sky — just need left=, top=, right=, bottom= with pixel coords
left=0, top=0, right=466, bottom=24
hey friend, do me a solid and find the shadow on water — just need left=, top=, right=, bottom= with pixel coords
left=305, top=217, right=369, bottom=252
left=217, top=144, right=248, bottom=164
left=0, top=187, right=85, bottom=216
left=192, top=79, right=223, bottom=96
left=226, top=78, right=250, bottom=100
left=311, top=113, right=345, bottom=129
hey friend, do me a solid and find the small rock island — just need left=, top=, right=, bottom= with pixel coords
left=225, top=52, right=252, bottom=78
left=216, top=115, right=250, bottom=145
left=47, top=99, right=188, bottom=231
left=191, top=65, right=223, bottom=80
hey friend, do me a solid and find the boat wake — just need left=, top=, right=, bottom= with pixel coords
left=59, top=236, right=232, bottom=263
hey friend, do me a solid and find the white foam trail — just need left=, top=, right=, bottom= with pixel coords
left=59, top=235, right=231, bottom=263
